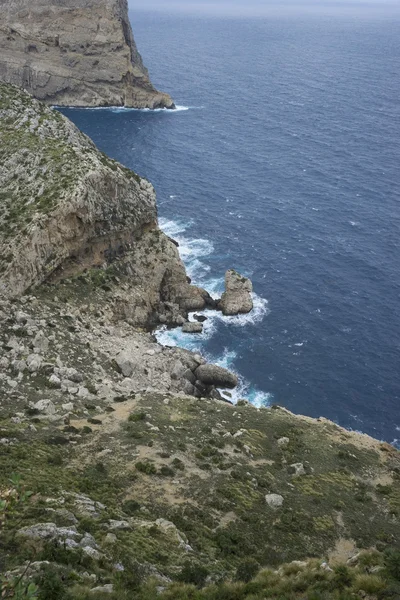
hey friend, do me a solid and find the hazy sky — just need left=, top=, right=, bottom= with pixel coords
left=128, top=0, right=400, bottom=17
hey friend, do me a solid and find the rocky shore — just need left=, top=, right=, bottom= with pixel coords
left=1, top=84, right=400, bottom=600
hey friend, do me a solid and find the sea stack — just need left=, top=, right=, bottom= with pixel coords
left=219, top=269, right=254, bottom=316
left=0, top=0, right=175, bottom=109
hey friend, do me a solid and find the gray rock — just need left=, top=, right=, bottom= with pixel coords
left=26, top=354, right=42, bottom=373
left=82, top=546, right=102, bottom=560
left=80, top=533, right=98, bottom=549
left=108, top=520, right=130, bottom=531
left=170, top=361, right=186, bottom=380
left=288, top=463, right=306, bottom=477
left=0, top=356, right=10, bottom=369
left=12, top=359, right=27, bottom=373
left=31, top=399, right=56, bottom=415
left=48, top=374, right=61, bottom=388
left=219, top=270, right=253, bottom=316
left=115, top=352, right=135, bottom=378
left=265, top=494, right=284, bottom=508
left=182, top=380, right=195, bottom=396
left=104, top=533, right=117, bottom=545
left=182, top=322, right=203, bottom=334
left=193, top=314, right=207, bottom=323
left=277, top=437, right=290, bottom=447
left=90, top=585, right=113, bottom=595
left=17, top=523, right=81, bottom=541
left=33, top=331, right=49, bottom=353
left=195, top=364, right=238, bottom=389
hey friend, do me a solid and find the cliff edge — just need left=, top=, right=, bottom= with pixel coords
left=1, top=84, right=400, bottom=600
left=0, top=0, right=175, bottom=109
left=0, top=84, right=208, bottom=326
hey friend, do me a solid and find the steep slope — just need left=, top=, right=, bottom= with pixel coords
left=1, top=83, right=400, bottom=600
left=0, top=84, right=208, bottom=325
left=0, top=0, right=174, bottom=109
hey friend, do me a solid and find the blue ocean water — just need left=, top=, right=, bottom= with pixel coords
left=61, top=11, right=400, bottom=445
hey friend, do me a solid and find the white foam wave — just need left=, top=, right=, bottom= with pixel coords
left=214, top=349, right=273, bottom=407
left=156, top=215, right=272, bottom=407
left=54, top=105, right=191, bottom=113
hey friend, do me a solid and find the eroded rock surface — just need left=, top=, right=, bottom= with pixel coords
left=0, top=84, right=208, bottom=327
left=219, top=269, right=253, bottom=316
left=0, top=0, right=174, bottom=109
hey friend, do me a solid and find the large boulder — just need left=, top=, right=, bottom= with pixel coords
left=219, top=270, right=253, bottom=316
left=194, top=364, right=238, bottom=389
left=182, top=322, right=203, bottom=334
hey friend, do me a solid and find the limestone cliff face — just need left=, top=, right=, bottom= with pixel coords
left=0, top=0, right=174, bottom=109
left=0, top=84, right=207, bottom=326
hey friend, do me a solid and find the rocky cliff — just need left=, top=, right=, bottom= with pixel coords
left=1, top=85, right=400, bottom=600
left=0, top=84, right=209, bottom=327
left=0, top=0, right=174, bottom=109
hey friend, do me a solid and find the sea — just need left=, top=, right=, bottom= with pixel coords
left=61, top=9, right=400, bottom=446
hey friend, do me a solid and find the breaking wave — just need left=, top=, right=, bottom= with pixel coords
left=156, top=216, right=272, bottom=406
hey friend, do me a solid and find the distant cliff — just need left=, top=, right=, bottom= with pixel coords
left=0, top=0, right=175, bottom=109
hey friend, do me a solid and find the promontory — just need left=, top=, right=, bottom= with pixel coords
left=1, top=82, right=400, bottom=600
left=0, top=0, right=175, bottom=109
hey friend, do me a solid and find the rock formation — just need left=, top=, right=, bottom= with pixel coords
left=1, top=82, right=400, bottom=600
left=219, top=269, right=254, bottom=316
left=0, top=0, right=174, bottom=109
left=0, top=84, right=209, bottom=326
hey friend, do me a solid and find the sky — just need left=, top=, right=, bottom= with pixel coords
left=128, top=0, right=400, bottom=17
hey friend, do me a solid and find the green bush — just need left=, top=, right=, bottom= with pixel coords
left=135, top=462, right=157, bottom=475
left=332, top=565, right=353, bottom=589
left=128, top=412, right=147, bottom=423
left=178, top=562, right=209, bottom=588
left=235, top=558, right=260, bottom=583
left=353, top=574, right=386, bottom=594
left=384, top=548, right=400, bottom=581
left=122, top=499, right=141, bottom=515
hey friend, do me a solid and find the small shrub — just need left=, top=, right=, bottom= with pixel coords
left=384, top=548, right=400, bottom=580
left=333, top=565, right=353, bottom=589
left=160, top=466, right=175, bottom=477
left=172, top=458, right=185, bottom=471
left=235, top=558, right=260, bottom=582
left=135, top=462, right=157, bottom=475
left=35, top=565, right=69, bottom=600
left=178, top=561, right=209, bottom=588
left=122, top=499, right=141, bottom=515
left=128, top=412, right=147, bottom=422
left=353, top=574, right=386, bottom=594
left=47, top=454, right=63, bottom=466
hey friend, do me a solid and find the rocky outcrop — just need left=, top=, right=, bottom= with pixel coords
left=219, top=269, right=253, bottom=316
left=0, top=84, right=205, bottom=326
left=0, top=0, right=174, bottom=109
left=194, top=364, right=238, bottom=389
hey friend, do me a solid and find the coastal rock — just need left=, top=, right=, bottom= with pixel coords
left=194, top=364, right=238, bottom=389
left=0, top=84, right=209, bottom=328
left=0, top=0, right=174, bottom=109
left=182, top=322, right=203, bottom=334
left=219, top=270, right=253, bottom=316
